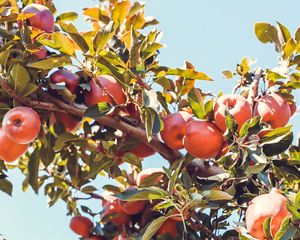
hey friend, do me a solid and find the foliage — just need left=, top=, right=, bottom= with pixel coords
left=0, top=0, right=299, bottom=240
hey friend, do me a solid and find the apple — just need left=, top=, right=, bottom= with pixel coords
left=160, top=111, right=192, bottom=150
left=119, top=187, right=146, bottom=215
left=254, top=93, right=291, bottom=129
left=121, top=142, right=155, bottom=159
left=2, top=107, right=41, bottom=144
left=88, top=236, right=103, bottom=240
left=102, top=198, right=130, bottom=226
left=0, top=127, right=29, bottom=162
left=157, top=219, right=178, bottom=238
left=84, top=75, right=126, bottom=106
left=136, top=168, right=164, bottom=186
left=246, top=192, right=290, bottom=239
left=32, top=46, right=48, bottom=59
left=183, top=120, right=224, bottom=159
left=69, top=215, right=93, bottom=237
left=214, top=94, right=252, bottom=132
left=21, top=3, right=54, bottom=33
left=49, top=69, right=80, bottom=94
left=55, top=112, right=81, bottom=132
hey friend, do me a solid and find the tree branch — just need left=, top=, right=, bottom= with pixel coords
left=0, top=77, right=181, bottom=163
left=247, top=68, right=263, bottom=110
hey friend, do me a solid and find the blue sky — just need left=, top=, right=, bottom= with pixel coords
left=0, top=1, right=299, bottom=240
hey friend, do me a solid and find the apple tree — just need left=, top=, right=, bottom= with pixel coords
left=0, top=0, right=299, bottom=239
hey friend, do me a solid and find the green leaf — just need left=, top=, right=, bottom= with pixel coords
left=10, top=64, right=30, bottom=94
left=0, top=49, right=9, bottom=68
left=283, top=38, right=296, bottom=59
left=93, top=21, right=115, bottom=54
left=84, top=102, right=111, bottom=119
left=254, top=22, right=280, bottom=46
left=239, top=116, right=261, bottom=137
left=112, top=0, right=130, bottom=25
left=52, top=32, right=75, bottom=55
left=28, top=150, right=40, bottom=193
left=222, top=70, right=233, bottom=79
left=201, top=190, right=233, bottom=201
left=142, top=216, right=168, bottom=240
left=187, top=88, right=205, bottom=119
left=54, top=132, right=79, bottom=151
left=153, top=66, right=212, bottom=80
left=81, top=185, right=97, bottom=194
left=262, top=217, right=272, bottom=239
left=142, top=89, right=160, bottom=111
left=277, top=22, right=291, bottom=44
left=69, top=33, right=89, bottom=53
left=21, top=83, right=38, bottom=97
left=115, top=187, right=169, bottom=201
left=142, top=107, right=161, bottom=142
left=286, top=202, right=300, bottom=219
left=225, top=109, right=238, bottom=133
left=128, top=1, right=145, bottom=17
left=0, top=178, right=13, bottom=196
left=28, top=55, right=72, bottom=70
left=56, top=12, right=78, bottom=22
left=120, top=152, right=142, bottom=169
left=274, top=216, right=297, bottom=240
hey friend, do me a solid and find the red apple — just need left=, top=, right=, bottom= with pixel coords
left=214, top=94, right=252, bottom=132
left=84, top=75, right=126, bottom=106
left=254, top=93, right=291, bottom=129
left=0, top=127, right=29, bottom=162
left=183, top=120, right=224, bottom=159
left=55, top=112, right=81, bottom=132
left=21, top=3, right=54, bottom=33
left=69, top=216, right=93, bottom=237
left=49, top=69, right=80, bottom=94
left=160, top=111, right=192, bottom=150
left=157, top=219, right=179, bottom=238
left=2, top=107, right=41, bottom=144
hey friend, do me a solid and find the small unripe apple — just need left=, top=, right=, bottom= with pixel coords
left=84, top=75, right=126, bottom=106
left=160, top=111, right=192, bottom=150
left=246, top=192, right=290, bottom=239
left=183, top=120, right=224, bottom=159
left=21, top=3, right=54, bottom=33
left=214, top=94, right=252, bottom=132
left=69, top=215, right=93, bottom=237
left=49, top=69, right=80, bottom=94
left=2, top=107, right=41, bottom=144
left=254, top=93, right=291, bottom=129
left=0, top=127, right=29, bottom=162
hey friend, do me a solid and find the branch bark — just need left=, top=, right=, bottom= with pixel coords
left=247, top=68, right=263, bottom=110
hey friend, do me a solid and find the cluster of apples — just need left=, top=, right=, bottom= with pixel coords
left=69, top=168, right=181, bottom=239
left=0, top=107, right=41, bottom=162
left=161, top=93, right=296, bottom=159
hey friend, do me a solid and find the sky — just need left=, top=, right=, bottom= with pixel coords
left=1, top=1, right=300, bottom=240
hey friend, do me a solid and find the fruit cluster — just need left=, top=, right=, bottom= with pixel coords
left=161, top=93, right=295, bottom=160
left=69, top=168, right=181, bottom=239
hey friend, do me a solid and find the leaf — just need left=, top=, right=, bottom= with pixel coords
left=0, top=178, right=13, bottom=196
left=286, top=202, right=300, bottom=219
left=201, top=190, right=233, bottom=201
left=273, top=216, right=297, bottom=240
left=283, top=38, right=296, bottom=59
left=112, top=0, right=131, bottom=25
left=54, top=132, right=79, bottom=151
left=222, top=70, right=233, bottom=79
left=276, top=22, right=291, bottom=44
left=52, top=32, right=76, bottom=55
left=153, top=66, right=212, bottom=80
left=142, top=216, right=168, bottom=240
left=28, top=55, right=72, bottom=70
left=187, top=88, right=205, bottom=119
left=142, top=107, right=161, bottom=142
left=239, top=116, right=261, bottom=137
left=262, top=217, right=272, bottom=239
left=84, top=102, right=111, bottom=119
left=10, top=64, right=30, bottom=94
left=142, top=89, right=160, bottom=111
left=254, top=22, right=280, bottom=46
left=0, top=49, right=9, bottom=68
left=56, top=12, right=78, bottom=22
left=81, top=185, right=97, bottom=194
left=115, top=187, right=169, bottom=201
left=93, top=21, right=115, bottom=54
left=129, top=1, right=145, bottom=17
left=225, top=109, right=238, bottom=133
left=69, top=33, right=89, bottom=53
left=28, top=150, right=40, bottom=193
left=21, top=83, right=38, bottom=97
